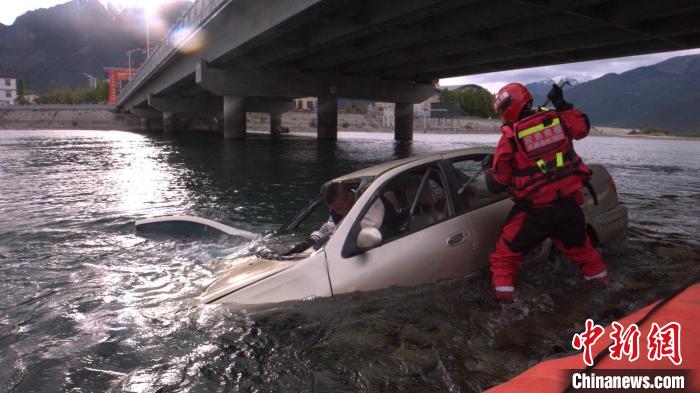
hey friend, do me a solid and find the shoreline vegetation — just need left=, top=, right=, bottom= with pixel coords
left=0, top=107, right=696, bottom=139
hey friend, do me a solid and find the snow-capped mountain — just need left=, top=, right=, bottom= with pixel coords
left=525, top=74, right=593, bottom=105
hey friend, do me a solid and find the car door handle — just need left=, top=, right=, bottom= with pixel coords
left=446, top=232, right=466, bottom=246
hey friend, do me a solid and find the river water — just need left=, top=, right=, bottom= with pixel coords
left=1, top=130, right=699, bottom=392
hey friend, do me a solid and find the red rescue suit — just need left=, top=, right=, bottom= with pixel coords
left=485, top=108, right=608, bottom=296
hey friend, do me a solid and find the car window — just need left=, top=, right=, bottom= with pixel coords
left=357, top=164, right=452, bottom=245
left=294, top=199, right=334, bottom=237
left=450, top=156, right=508, bottom=213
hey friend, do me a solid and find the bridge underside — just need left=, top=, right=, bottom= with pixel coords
left=120, top=0, right=700, bottom=139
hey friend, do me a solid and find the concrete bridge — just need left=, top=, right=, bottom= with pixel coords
left=117, top=0, right=700, bottom=140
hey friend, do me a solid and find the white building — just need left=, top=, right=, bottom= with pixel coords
left=414, top=92, right=441, bottom=117
left=0, top=77, right=18, bottom=106
left=378, top=102, right=395, bottom=127
left=294, top=97, right=317, bottom=111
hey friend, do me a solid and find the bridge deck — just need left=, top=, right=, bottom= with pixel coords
left=117, top=0, right=700, bottom=139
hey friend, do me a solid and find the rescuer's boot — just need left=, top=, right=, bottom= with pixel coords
left=494, top=287, right=516, bottom=303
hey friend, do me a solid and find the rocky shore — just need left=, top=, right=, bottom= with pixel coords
left=2, top=106, right=683, bottom=138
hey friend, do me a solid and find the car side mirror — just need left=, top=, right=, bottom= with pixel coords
left=357, top=227, right=382, bottom=249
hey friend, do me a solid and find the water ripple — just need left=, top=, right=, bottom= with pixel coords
left=0, top=130, right=698, bottom=392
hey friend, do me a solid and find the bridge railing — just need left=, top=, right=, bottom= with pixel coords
left=117, top=0, right=230, bottom=106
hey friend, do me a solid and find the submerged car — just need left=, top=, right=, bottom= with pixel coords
left=201, top=147, right=628, bottom=305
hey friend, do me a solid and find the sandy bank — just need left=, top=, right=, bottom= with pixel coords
left=0, top=106, right=140, bottom=131
left=2, top=107, right=692, bottom=140
left=249, top=112, right=503, bottom=134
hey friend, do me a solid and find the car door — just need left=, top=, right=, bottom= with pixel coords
left=446, top=151, right=513, bottom=266
left=324, top=162, right=477, bottom=295
left=446, top=152, right=513, bottom=265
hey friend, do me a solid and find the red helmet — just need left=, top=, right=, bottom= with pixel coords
left=493, top=83, right=533, bottom=123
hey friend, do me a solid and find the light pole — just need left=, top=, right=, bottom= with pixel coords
left=146, top=18, right=150, bottom=58
left=82, top=73, right=97, bottom=88
left=144, top=7, right=154, bottom=59
left=127, top=48, right=141, bottom=76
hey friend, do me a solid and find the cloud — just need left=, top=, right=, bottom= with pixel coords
left=440, top=48, right=700, bottom=93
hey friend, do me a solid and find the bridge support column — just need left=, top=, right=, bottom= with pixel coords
left=317, top=96, right=337, bottom=140
left=163, top=112, right=177, bottom=133
left=270, top=113, right=282, bottom=135
left=139, top=118, right=150, bottom=131
left=224, top=96, right=247, bottom=139
left=395, top=102, right=414, bottom=141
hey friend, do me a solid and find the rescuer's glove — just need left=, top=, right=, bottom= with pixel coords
left=481, top=154, right=494, bottom=170
left=547, top=83, right=572, bottom=111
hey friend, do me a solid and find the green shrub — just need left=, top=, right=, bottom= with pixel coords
left=439, top=87, right=496, bottom=118
left=36, top=78, right=109, bottom=104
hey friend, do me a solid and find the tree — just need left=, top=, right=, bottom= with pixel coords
left=16, top=77, right=26, bottom=104
left=97, top=76, right=109, bottom=103
left=35, top=79, right=110, bottom=105
left=439, top=86, right=496, bottom=118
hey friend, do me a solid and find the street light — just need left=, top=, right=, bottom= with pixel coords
left=144, top=6, right=156, bottom=58
left=82, top=73, right=97, bottom=88
left=127, top=48, right=142, bottom=76
left=146, top=18, right=150, bottom=58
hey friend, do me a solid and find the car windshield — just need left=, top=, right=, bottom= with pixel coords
left=252, top=176, right=373, bottom=258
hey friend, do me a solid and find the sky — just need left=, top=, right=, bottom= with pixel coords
left=440, top=48, right=700, bottom=92
left=2, top=0, right=700, bottom=92
left=1, top=0, right=66, bottom=25
left=0, top=0, right=190, bottom=25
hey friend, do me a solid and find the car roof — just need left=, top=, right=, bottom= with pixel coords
left=329, top=146, right=496, bottom=184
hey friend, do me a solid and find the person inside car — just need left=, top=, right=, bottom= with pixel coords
left=287, top=182, right=399, bottom=254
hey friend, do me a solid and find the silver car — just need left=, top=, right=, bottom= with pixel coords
left=201, top=147, right=628, bottom=305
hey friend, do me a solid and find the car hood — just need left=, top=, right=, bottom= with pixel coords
left=201, top=256, right=295, bottom=303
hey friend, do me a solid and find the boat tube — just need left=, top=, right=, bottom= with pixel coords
left=486, top=282, right=699, bottom=392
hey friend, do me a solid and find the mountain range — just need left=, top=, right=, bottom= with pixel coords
left=564, top=55, right=700, bottom=134
left=525, top=56, right=700, bottom=134
left=525, top=74, right=592, bottom=106
left=0, top=0, right=189, bottom=92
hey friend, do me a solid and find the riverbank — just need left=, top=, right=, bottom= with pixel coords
left=250, top=112, right=693, bottom=139
left=0, top=106, right=139, bottom=131
left=2, top=107, right=693, bottom=139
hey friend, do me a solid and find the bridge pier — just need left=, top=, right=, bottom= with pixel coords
left=318, top=96, right=338, bottom=140
left=163, top=112, right=177, bottom=133
left=139, top=118, right=150, bottom=131
left=224, top=96, right=247, bottom=139
left=395, top=102, right=414, bottom=141
left=270, top=113, right=283, bottom=135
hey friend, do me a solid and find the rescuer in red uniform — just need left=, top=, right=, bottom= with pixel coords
left=484, top=83, right=609, bottom=302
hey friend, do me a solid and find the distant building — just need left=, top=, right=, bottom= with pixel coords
left=0, top=77, right=18, bottom=106
left=294, top=97, right=317, bottom=111
left=338, top=98, right=371, bottom=113
left=414, top=93, right=441, bottom=117
left=376, top=102, right=395, bottom=127
left=24, top=94, right=40, bottom=104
